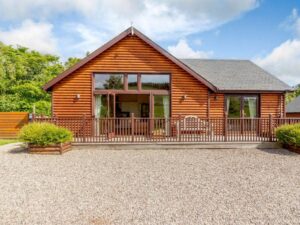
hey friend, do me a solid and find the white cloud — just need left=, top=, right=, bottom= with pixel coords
left=0, top=20, right=57, bottom=54
left=255, top=39, right=300, bottom=86
left=254, top=9, right=300, bottom=86
left=168, top=39, right=213, bottom=59
left=0, top=0, right=259, bottom=40
left=280, top=8, right=300, bottom=36
left=63, top=23, right=109, bottom=57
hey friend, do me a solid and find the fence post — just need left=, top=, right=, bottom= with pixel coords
left=131, top=113, right=134, bottom=142
left=224, top=112, right=228, bottom=142
left=83, top=114, right=86, bottom=143
left=31, top=113, right=35, bottom=122
left=269, top=114, right=273, bottom=142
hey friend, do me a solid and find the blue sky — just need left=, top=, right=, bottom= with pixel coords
left=0, top=0, right=299, bottom=85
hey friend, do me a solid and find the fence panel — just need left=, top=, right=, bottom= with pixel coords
left=0, top=112, right=29, bottom=138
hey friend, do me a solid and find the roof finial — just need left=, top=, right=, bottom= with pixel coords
left=130, top=21, right=134, bottom=35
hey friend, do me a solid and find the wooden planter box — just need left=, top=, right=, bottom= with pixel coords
left=283, top=144, right=300, bottom=154
left=28, top=142, right=72, bottom=154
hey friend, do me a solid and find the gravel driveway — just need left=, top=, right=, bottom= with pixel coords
left=0, top=144, right=300, bottom=225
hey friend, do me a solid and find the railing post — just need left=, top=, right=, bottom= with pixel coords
left=178, top=114, right=182, bottom=142
left=269, top=114, right=273, bottom=142
left=53, top=113, right=57, bottom=125
left=131, top=113, right=134, bottom=142
left=224, top=112, right=228, bottom=142
left=83, top=114, right=86, bottom=143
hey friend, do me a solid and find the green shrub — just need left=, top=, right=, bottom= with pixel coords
left=275, top=123, right=300, bottom=147
left=19, top=122, right=73, bottom=146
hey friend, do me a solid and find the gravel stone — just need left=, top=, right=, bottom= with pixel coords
left=0, top=144, right=300, bottom=225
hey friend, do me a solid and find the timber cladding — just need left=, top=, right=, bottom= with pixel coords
left=260, top=93, right=285, bottom=118
left=52, top=35, right=209, bottom=118
left=286, top=113, right=300, bottom=118
left=0, top=112, right=29, bottom=138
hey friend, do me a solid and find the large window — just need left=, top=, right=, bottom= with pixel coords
left=94, top=73, right=170, bottom=91
left=226, top=95, right=258, bottom=118
left=95, top=74, right=124, bottom=90
left=141, top=74, right=170, bottom=90
left=127, top=74, right=138, bottom=90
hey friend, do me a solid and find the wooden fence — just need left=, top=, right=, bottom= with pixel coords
left=0, top=112, right=29, bottom=138
left=33, top=115, right=300, bottom=143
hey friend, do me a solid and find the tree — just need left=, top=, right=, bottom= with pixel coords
left=64, top=57, right=81, bottom=69
left=286, top=84, right=300, bottom=103
left=0, top=42, right=65, bottom=115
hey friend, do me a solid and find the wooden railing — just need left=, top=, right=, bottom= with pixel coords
left=32, top=115, right=300, bottom=143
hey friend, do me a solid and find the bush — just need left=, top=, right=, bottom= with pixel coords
left=275, top=123, right=300, bottom=147
left=19, top=122, right=73, bottom=146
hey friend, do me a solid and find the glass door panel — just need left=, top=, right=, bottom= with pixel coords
left=243, top=96, right=257, bottom=118
left=226, top=96, right=241, bottom=118
left=153, top=95, right=170, bottom=136
left=95, top=95, right=108, bottom=118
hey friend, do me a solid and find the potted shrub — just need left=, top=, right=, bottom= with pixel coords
left=152, top=128, right=165, bottom=139
left=275, top=123, right=300, bottom=154
left=19, top=122, right=73, bottom=154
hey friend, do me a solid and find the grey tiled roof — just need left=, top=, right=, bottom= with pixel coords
left=287, top=96, right=300, bottom=113
left=180, top=59, right=291, bottom=91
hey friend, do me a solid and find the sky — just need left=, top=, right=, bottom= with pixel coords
left=0, top=0, right=299, bottom=86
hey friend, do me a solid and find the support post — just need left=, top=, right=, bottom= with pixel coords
left=131, top=113, right=134, bottom=142
left=224, top=112, right=228, bottom=142
left=269, top=114, right=273, bottom=142
left=83, top=114, right=86, bottom=143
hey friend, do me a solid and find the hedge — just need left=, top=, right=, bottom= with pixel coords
left=275, top=123, right=300, bottom=147
left=19, top=122, right=73, bottom=146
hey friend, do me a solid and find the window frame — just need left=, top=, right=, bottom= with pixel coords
left=225, top=94, right=260, bottom=118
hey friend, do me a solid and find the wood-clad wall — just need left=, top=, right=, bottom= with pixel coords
left=260, top=93, right=284, bottom=117
left=52, top=35, right=208, bottom=117
left=51, top=35, right=285, bottom=119
left=286, top=113, right=300, bottom=118
left=0, top=112, right=29, bottom=138
left=209, top=93, right=225, bottom=117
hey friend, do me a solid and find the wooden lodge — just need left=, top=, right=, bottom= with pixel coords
left=41, top=27, right=292, bottom=143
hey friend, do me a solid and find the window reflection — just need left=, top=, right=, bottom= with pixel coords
left=128, top=74, right=138, bottom=90
left=95, top=74, right=124, bottom=90
left=141, top=74, right=170, bottom=90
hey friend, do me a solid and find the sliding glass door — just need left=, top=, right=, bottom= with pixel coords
left=226, top=95, right=258, bottom=118
left=226, top=95, right=259, bottom=132
left=95, top=94, right=114, bottom=118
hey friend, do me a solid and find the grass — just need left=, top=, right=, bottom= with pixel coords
left=0, top=139, right=19, bottom=146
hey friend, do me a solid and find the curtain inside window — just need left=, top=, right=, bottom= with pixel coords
left=226, top=98, right=230, bottom=115
left=95, top=95, right=102, bottom=118
left=247, top=97, right=257, bottom=118
left=162, top=96, right=170, bottom=118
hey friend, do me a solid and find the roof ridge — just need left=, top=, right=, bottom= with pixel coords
left=179, top=58, right=251, bottom=61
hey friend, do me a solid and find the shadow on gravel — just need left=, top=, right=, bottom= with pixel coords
left=8, top=146, right=28, bottom=154
left=258, top=148, right=298, bottom=156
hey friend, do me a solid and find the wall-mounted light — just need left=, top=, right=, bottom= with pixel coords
left=181, top=95, right=187, bottom=100
left=214, top=94, right=218, bottom=101
left=75, top=94, right=81, bottom=100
